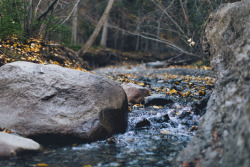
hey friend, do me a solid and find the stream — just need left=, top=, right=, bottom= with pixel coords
left=0, top=64, right=214, bottom=167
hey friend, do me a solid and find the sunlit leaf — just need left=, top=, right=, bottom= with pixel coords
left=82, top=165, right=92, bottom=167
left=36, top=163, right=49, bottom=167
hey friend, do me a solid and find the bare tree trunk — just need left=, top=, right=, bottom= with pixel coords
left=100, top=15, right=109, bottom=48
left=135, top=11, right=141, bottom=52
left=78, top=0, right=115, bottom=56
left=72, top=2, right=78, bottom=45
left=145, top=28, right=149, bottom=51
left=120, top=14, right=125, bottom=50
left=114, top=24, right=119, bottom=49
left=27, top=0, right=34, bottom=35
left=135, top=33, right=140, bottom=51
left=179, top=0, right=190, bottom=36
left=179, top=0, right=189, bottom=23
left=34, top=0, right=42, bottom=18
left=155, top=19, right=161, bottom=51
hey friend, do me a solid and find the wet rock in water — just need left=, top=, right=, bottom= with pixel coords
left=169, top=120, right=179, bottom=128
left=0, top=61, right=128, bottom=144
left=181, top=119, right=198, bottom=127
left=168, top=110, right=177, bottom=117
left=178, top=110, right=191, bottom=119
left=176, top=1, right=250, bottom=167
left=135, top=118, right=151, bottom=128
left=152, top=114, right=170, bottom=123
left=122, top=83, right=149, bottom=104
left=0, top=132, right=42, bottom=159
left=146, top=61, right=169, bottom=69
left=168, top=78, right=183, bottom=84
left=138, top=77, right=151, bottom=83
left=191, top=95, right=210, bottom=116
left=144, top=94, right=174, bottom=106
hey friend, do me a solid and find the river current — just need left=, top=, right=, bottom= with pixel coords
left=0, top=64, right=214, bottom=167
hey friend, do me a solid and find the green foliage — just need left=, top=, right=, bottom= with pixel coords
left=0, top=0, right=24, bottom=38
left=67, top=44, right=82, bottom=51
left=0, top=0, right=70, bottom=41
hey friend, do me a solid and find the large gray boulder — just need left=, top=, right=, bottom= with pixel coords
left=0, top=61, right=128, bottom=144
left=176, top=1, right=250, bottom=167
left=0, top=132, right=42, bottom=159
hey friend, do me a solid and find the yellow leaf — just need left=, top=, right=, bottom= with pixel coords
left=83, top=165, right=92, bottom=167
left=138, top=82, right=144, bottom=86
left=198, top=90, right=205, bottom=95
left=11, top=36, right=18, bottom=40
left=36, top=163, right=49, bottom=167
left=169, top=89, right=177, bottom=94
left=34, top=48, right=40, bottom=52
left=182, top=92, right=190, bottom=96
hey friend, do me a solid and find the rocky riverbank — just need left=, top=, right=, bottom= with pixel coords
left=176, top=1, right=250, bottom=166
left=0, top=62, right=215, bottom=166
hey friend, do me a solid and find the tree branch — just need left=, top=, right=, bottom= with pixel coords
left=36, top=0, right=59, bottom=21
left=53, top=0, right=81, bottom=31
left=34, top=0, right=42, bottom=18
left=107, top=24, right=199, bottom=57
left=150, top=0, right=187, bottom=38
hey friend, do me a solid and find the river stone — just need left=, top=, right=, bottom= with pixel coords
left=135, top=118, right=151, bottom=128
left=191, top=95, right=210, bottom=116
left=144, top=94, right=174, bottom=106
left=122, top=83, right=149, bottom=104
left=146, top=61, right=169, bottom=69
left=0, top=132, right=42, bottom=159
left=176, top=1, right=250, bottom=167
left=0, top=61, right=128, bottom=144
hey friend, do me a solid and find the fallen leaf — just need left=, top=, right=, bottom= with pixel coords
left=36, top=163, right=49, bottom=167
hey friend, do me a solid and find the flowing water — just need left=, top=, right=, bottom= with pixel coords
left=0, top=64, right=214, bottom=167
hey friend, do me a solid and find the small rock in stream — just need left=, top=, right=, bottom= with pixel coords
left=191, top=95, right=210, bottom=116
left=135, top=118, right=151, bottom=128
left=169, top=110, right=177, bottom=117
left=152, top=114, right=170, bottom=123
left=169, top=120, right=179, bottom=128
left=181, top=119, right=198, bottom=127
left=146, top=61, right=169, bottom=69
left=144, top=94, right=174, bottom=106
left=122, top=83, right=149, bottom=104
left=178, top=110, right=191, bottom=119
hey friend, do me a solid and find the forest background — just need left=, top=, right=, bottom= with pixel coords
left=0, top=0, right=240, bottom=69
